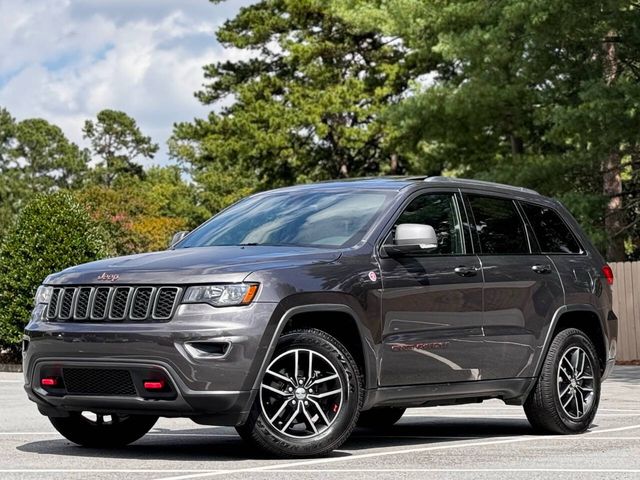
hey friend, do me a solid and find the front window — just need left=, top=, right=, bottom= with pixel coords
left=384, top=193, right=465, bottom=255
left=177, top=189, right=394, bottom=249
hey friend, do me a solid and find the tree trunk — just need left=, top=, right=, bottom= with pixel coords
left=603, top=151, right=625, bottom=261
left=602, top=32, right=625, bottom=261
left=510, top=135, right=524, bottom=156
left=390, top=153, right=399, bottom=175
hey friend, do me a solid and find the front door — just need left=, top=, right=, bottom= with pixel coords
left=378, top=191, right=485, bottom=386
left=464, top=193, right=565, bottom=380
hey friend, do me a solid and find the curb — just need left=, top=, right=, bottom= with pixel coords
left=0, top=364, right=22, bottom=373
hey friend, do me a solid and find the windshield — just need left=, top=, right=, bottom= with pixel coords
left=177, top=189, right=394, bottom=249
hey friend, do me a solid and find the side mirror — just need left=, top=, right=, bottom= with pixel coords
left=170, top=230, right=189, bottom=247
left=384, top=223, right=438, bottom=256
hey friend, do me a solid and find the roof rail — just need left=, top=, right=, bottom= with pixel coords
left=424, top=176, right=539, bottom=195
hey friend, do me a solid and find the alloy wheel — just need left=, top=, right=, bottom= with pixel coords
left=556, top=346, right=595, bottom=420
left=259, top=348, right=344, bottom=438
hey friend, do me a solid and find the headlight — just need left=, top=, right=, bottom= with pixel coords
left=34, top=285, right=53, bottom=305
left=183, top=284, right=259, bottom=307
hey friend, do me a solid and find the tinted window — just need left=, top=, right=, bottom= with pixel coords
left=521, top=203, right=582, bottom=254
left=468, top=195, right=529, bottom=254
left=388, top=193, right=464, bottom=254
left=178, top=190, right=394, bottom=249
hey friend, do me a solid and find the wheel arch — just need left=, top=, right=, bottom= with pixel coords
left=520, top=304, right=607, bottom=403
left=536, top=305, right=608, bottom=378
left=251, top=304, right=377, bottom=394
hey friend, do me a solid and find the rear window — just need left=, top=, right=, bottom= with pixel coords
left=521, top=203, right=583, bottom=254
left=467, top=195, right=529, bottom=254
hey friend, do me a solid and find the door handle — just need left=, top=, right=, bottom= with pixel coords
left=531, top=264, right=552, bottom=274
left=454, top=266, right=478, bottom=277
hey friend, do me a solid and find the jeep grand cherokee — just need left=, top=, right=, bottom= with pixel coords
left=23, top=176, right=617, bottom=457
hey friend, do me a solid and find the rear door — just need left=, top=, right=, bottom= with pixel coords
left=519, top=201, right=595, bottom=307
left=463, top=192, right=564, bottom=380
left=378, top=190, right=485, bottom=386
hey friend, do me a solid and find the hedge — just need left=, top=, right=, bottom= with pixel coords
left=0, top=192, right=108, bottom=347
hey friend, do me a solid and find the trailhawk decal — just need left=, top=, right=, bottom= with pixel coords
left=390, top=341, right=450, bottom=352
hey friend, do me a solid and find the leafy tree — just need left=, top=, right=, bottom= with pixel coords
left=0, top=109, right=18, bottom=234
left=169, top=132, right=258, bottom=215
left=171, top=0, right=420, bottom=190
left=335, top=0, right=640, bottom=260
left=83, top=109, right=159, bottom=186
left=0, top=192, right=107, bottom=347
left=141, top=166, right=210, bottom=225
left=76, top=166, right=201, bottom=255
left=0, top=111, right=88, bottom=234
left=0, top=108, right=14, bottom=166
left=11, top=119, right=88, bottom=191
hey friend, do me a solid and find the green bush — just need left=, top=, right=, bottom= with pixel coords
left=0, top=192, right=108, bottom=347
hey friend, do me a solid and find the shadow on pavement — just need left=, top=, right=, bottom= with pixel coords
left=16, top=416, right=536, bottom=461
left=609, top=365, right=640, bottom=385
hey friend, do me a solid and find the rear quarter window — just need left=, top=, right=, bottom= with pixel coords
left=520, top=202, right=583, bottom=254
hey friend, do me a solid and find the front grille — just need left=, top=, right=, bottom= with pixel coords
left=62, top=368, right=137, bottom=396
left=131, top=287, right=153, bottom=319
left=59, top=288, right=75, bottom=319
left=110, top=287, right=131, bottom=319
left=75, top=287, right=92, bottom=319
left=46, top=289, right=61, bottom=320
left=153, top=287, right=179, bottom=319
left=46, top=286, right=181, bottom=322
left=92, top=287, right=110, bottom=319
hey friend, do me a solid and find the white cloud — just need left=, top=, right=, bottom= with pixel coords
left=0, top=0, right=255, bottom=166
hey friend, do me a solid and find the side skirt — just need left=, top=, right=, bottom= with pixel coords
left=365, top=378, right=534, bottom=409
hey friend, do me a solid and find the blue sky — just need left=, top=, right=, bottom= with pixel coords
left=0, top=0, right=255, bottom=165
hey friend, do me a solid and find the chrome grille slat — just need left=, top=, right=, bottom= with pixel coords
left=130, top=287, right=155, bottom=320
left=59, top=288, right=76, bottom=320
left=109, top=287, right=133, bottom=320
left=47, top=288, right=62, bottom=319
left=46, top=285, right=179, bottom=322
left=91, top=287, right=111, bottom=320
left=152, top=287, right=180, bottom=320
left=74, top=287, right=93, bottom=319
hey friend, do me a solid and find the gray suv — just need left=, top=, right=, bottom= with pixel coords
left=23, top=177, right=618, bottom=457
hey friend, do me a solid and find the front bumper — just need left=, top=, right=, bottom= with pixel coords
left=23, top=302, right=278, bottom=426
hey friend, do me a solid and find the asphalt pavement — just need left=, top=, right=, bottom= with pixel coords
left=1, top=367, right=639, bottom=480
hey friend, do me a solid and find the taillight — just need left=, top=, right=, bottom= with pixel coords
left=602, top=265, right=614, bottom=285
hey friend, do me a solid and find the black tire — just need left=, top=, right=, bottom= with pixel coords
left=357, top=407, right=406, bottom=429
left=236, top=328, right=363, bottom=458
left=524, top=328, right=601, bottom=434
left=49, top=412, right=158, bottom=447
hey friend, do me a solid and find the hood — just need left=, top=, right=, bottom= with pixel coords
left=46, top=246, right=341, bottom=285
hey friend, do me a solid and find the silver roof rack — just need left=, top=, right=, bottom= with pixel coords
left=424, top=176, right=539, bottom=195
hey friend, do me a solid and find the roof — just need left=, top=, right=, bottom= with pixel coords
left=423, top=176, right=539, bottom=195
left=267, top=176, right=540, bottom=196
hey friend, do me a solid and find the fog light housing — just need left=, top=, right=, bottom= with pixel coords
left=41, top=377, right=58, bottom=387
left=143, top=379, right=167, bottom=391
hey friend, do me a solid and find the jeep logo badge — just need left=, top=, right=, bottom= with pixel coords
left=96, top=272, right=120, bottom=282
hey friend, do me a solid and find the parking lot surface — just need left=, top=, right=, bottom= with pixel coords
left=1, top=367, right=639, bottom=480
